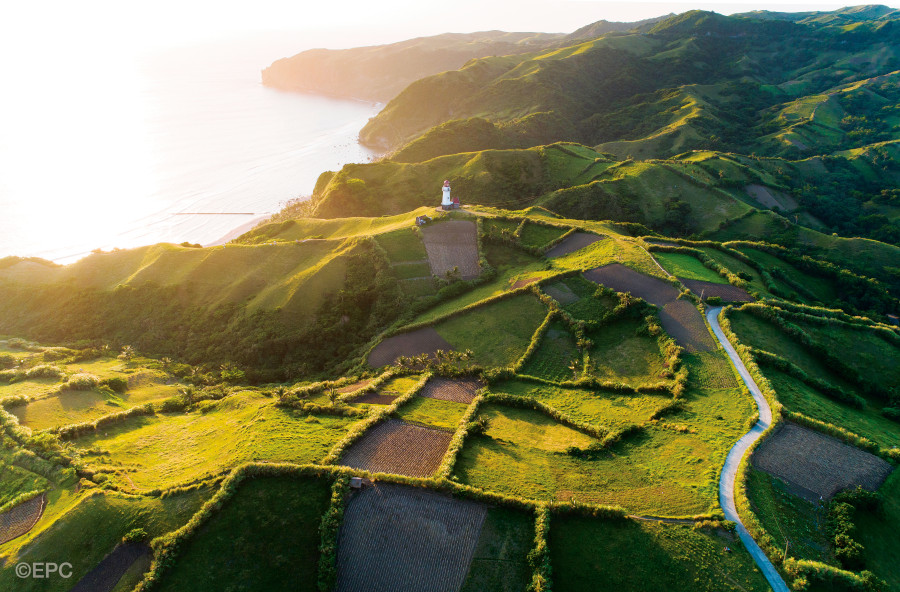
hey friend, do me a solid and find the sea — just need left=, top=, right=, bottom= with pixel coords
left=0, top=34, right=381, bottom=263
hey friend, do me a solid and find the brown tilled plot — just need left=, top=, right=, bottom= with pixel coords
left=545, top=232, right=604, bottom=258
left=0, top=492, right=46, bottom=544
left=510, top=277, right=540, bottom=289
left=583, top=263, right=679, bottom=306
left=419, top=377, right=483, bottom=404
left=421, top=220, right=481, bottom=279
left=680, top=279, right=753, bottom=303
left=336, top=379, right=374, bottom=394
left=336, top=483, right=487, bottom=592
left=367, top=328, right=454, bottom=367
left=338, top=419, right=453, bottom=477
left=69, top=543, right=150, bottom=592
left=753, top=423, right=894, bottom=501
left=349, top=391, right=398, bottom=405
left=584, top=264, right=713, bottom=351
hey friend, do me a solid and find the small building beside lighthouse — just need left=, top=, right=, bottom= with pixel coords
left=440, top=180, right=460, bottom=210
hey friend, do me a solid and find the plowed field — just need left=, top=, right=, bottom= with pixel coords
left=336, top=484, right=487, bottom=592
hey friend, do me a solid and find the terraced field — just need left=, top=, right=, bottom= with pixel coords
left=752, top=423, right=894, bottom=501
left=336, top=484, right=487, bottom=592
left=421, top=220, right=481, bottom=279
left=338, top=419, right=453, bottom=477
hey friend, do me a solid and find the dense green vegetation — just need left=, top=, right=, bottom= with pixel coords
left=156, top=476, right=332, bottom=591
left=549, top=515, right=770, bottom=591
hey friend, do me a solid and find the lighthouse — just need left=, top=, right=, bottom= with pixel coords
left=441, top=180, right=453, bottom=209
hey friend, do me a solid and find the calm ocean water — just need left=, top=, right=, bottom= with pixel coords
left=0, top=36, right=380, bottom=263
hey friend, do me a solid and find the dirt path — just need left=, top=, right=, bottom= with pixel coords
left=706, top=306, right=790, bottom=592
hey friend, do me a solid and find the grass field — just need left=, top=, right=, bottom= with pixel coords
left=454, top=404, right=717, bottom=515
left=520, top=322, right=581, bottom=382
left=735, top=248, right=838, bottom=304
left=408, top=243, right=546, bottom=325
left=698, top=247, right=772, bottom=296
left=519, top=222, right=569, bottom=249
left=653, top=252, right=727, bottom=284
left=549, top=516, right=770, bottom=591
left=0, top=488, right=210, bottom=592
left=766, top=370, right=900, bottom=449
left=856, top=470, right=900, bottom=591
left=376, top=227, right=428, bottom=262
left=73, top=391, right=358, bottom=490
left=746, top=468, right=830, bottom=563
left=396, top=396, right=469, bottom=430
left=434, top=294, right=548, bottom=367
left=727, top=310, right=855, bottom=391
left=460, top=507, right=534, bottom=592
left=556, top=276, right=619, bottom=321
left=156, top=475, right=333, bottom=592
left=488, top=380, right=669, bottom=431
left=793, top=320, right=900, bottom=388
left=588, top=317, right=668, bottom=387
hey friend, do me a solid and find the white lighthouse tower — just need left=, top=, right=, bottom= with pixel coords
left=441, top=180, right=453, bottom=209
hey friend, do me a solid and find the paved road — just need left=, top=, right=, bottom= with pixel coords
left=706, top=306, right=790, bottom=592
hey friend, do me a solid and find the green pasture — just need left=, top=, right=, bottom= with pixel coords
left=746, top=469, right=830, bottom=563
left=434, top=294, right=548, bottom=367
left=520, top=322, right=581, bottom=382
left=396, top=396, right=469, bottom=430
left=461, top=506, right=534, bottom=592
left=856, top=471, right=900, bottom=591
left=376, top=227, right=428, bottom=262
left=519, top=222, right=569, bottom=249
left=73, top=391, right=359, bottom=490
left=156, top=475, right=332, bottom=592
left=588, top=317, right=668, bottom=387
left=653, top=252, right=727, bottom=284
left=549, top=515, right=770, bottom=592
left=454, top=404, right=718, bottom=515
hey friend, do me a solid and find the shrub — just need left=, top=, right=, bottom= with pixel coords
left=0, top=353, right=16, bottom=369
left=24, top=364, right=64, bottom=380
left=62, top=373, right=100, bottom=391
left=100, top=376, right=128, bottom=393
left=706, top=296, right=723, bottom=305
left=123, top=527, right=148, bottom=543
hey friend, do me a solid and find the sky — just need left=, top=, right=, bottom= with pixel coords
left=3, top=0, right=899, bottom=58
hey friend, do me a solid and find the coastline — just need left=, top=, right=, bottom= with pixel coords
left=205, top=214, right=273, bottom=247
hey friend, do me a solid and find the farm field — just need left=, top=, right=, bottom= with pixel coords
left=376, top=227, right=429, bottom=262
left=697, top=247, right=773, bottom=296
left=433, top=294, right=548, bottom=367
left=420, top=220, right=480, bottom=279
left=679, top=279, right=753, bottom=302
left=549, top=515, right=770, bottom=591
left=587, top=317, right=668, bottom=386
left=520, top=321, right=580, bottom=382
left=454, top=404, right=717, bottom=516
left=653, top=252, right=727, bottom=283
left=545, top=232, right=604, bottom=258
left=155, top=475, right=333, bottom=592
left=396, top=395, right=469, bottom=429
left=460, top=507, right=534, bottom=592
left=746, top=468, right=830, bottom=563
left=735, top=248, right=838, bottom=304
left=338, top=419, right=452, bottom=477
left=367, top=327, right=454, bottom=367
left=752, top=423, right=894, bottom=501
left=766, top=370, right=900, bottom=449
left=486, top=380, right=670, bottom=431
left=855, top=471, right=900, bottom=591
left=418, top=377, right=482, bottom=403
left=519, top=221, right=569, bottom=249
left=0, top=488, right=210, bottom=592
left=335, top=484, right=487, bottom=592
left=348, top=374, right=421, bottom=406
left=72, top=391, right=357, bottom=490
left=405, top=243, right=546, bottom=326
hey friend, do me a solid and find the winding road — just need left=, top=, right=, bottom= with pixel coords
left=706, top=306, right=790, bottom=592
